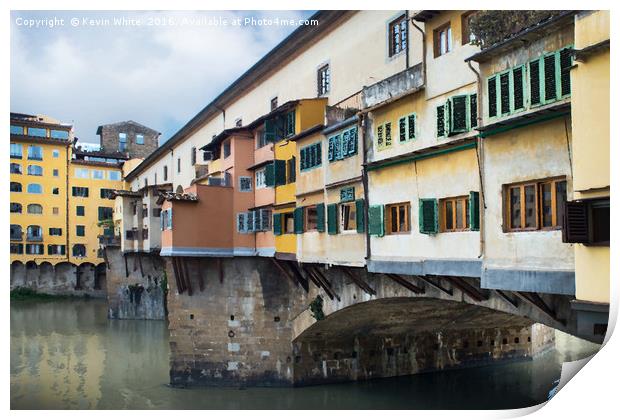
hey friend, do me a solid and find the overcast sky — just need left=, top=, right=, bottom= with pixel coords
left=11, top=10, right=314, bottom=148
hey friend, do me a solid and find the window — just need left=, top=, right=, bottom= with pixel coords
left=10, top=203, right=22, bottom=213
left=163, top=166, right=168, bottom=181
left=10, top=225, right=22, bottom=240
left=306, top=206, right=318, bottom=231
left=76, top=225, right=85, bottom=236
left=10, top=244, right=23, bottom=254
left=388, top=14, right=408, bottom=57
left=142, top=205, right=148, bottom=218
left=317, top=64, right=330, bottom=96
left=136, top=134, right=144, bottom=145
left=50, top=129, right=69, bottom=139
left=11, top=182, right=22, bottom=192
left=48, top=245, right=66, bottom=255
left=27, top=165, right=43, bottom=176
left=53, top=169, right=59, bottom=177
left=376, top=122, right=392, bottom=150
left=28, top=127, right=46, bottom=137
left=108, top=170, right=121, bottom=181
left=398, top=114, right=416, bottom=142
left=287, top=157, right=296, bottom=183
left=27, top=145, right=43, bottom=160
left=434, top=23, right=452, bottom=57
left=10, top=143, right=22, bottom=158
left=440, top=196, right=470, bottom=232
left=256, top=168, right=267, bottom=189
left=461, top=12, right=477, bottom=45
left=191, top=147, right=197, bottom=165
left=300, top=142, right=322, bottom=171
left=119, top=133, right=127, bottom=152
left=76, top=206, right=85, bottom=216
left=10, top=125, right=24, bottom=135
left=504, top=178, right=567, bottom=231
left=10, top=163, right=22, bottom=174
left=235, top=118, right=243, bottom=128
left=72, top=186, right=89, bottom=197
left=280, top=213, right=294, bottom=234
left=98, top=207, right=113, bottom=221
left=72, top=244, right=86, bottom=257
left=436, top=94, right=477, bottom=137
left=152, top=208, right=162, bottom=217
left=26, top=244, right=44, bottom=255
left=177, top=158, right=181, bottom=173
left=563, top=198, right=609, bottom=245
left=52, top=187, right=59, bottom=195
left=52, top=149, right=60, bottom=158
left=52, top=207, right=59, bottom=215
left=271, top=97, right=278, bottom=111
left=75, top=168, right=89, bottom=178
left=223, top=141, right=231, bottom=158
left=26, top=225, right=42, bottom=241
left=386, top=202, right=411, bottom=234
left=340, top=202, right=357, bottom=232
left=161, top=209, right=173, bottom=230
left=49, top=228, right=63, bottom=236
left=27, top=184, right=42, bottom=194
left=239, top=176, right=252, bottom=192
left=100, top=188, right=115, bottom=199
left=27, top=204, right=43, bottom=215
left=92, top=170, right=104, bottom=180
left=328, top=126, right=358, bottom=161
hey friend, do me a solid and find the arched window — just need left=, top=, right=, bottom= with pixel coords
left=10, top=224, right=22, bottom=240
left=27, top=204, right=43, bottom=214
left=10, top=182, right=22, bottom=192
left=10, top=163, right=22, bottom=174
left=26, top=225, right=42, bottom=240
left=27, top=183, right=42, bottom=194
left=27, top=165, right=43, bottom=176
left=27, top=145, right=43, bottom=160
left=10, top=203, right=22, bottom=213
left=72, top=244, right=86, bottom=257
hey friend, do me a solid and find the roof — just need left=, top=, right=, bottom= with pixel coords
left=73, top=148, right=129, bottom=160
left=412, top=10, right=440, bottom=22
left=71, top=159, right=123, bottom=169
left=110, top=189, right=142, bottom=198
left=125, top=11, right=349, bottom=181
left=288, top=124, right=324, bottom=142
left=156, top=191, right=198, bottom=205
left=465, top=11, right=577, bottom=63
left=96, top=120, right=161, bottom=135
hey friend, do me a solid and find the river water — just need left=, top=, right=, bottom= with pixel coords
left=10, top=299, right=601, bottom=410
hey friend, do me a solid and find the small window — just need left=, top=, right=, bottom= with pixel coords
left=52, top=149, right=60, bottom=158
left=10, top=244, right=24, bottom=254
left=223, top=141, right=231, bottom=158
left=49, top=228, right=63, bottom=236
left=10, top=224, right=22, bottom=240
left=270, top=97, right=278, bottom=111
left=283, top=213, right=295, bottom=234
left=235, top=118, right=243, bottom=128
left=306, top=206, right=318, bottom=231
left=505, top=178, right=567, bottom=232
left=52, top=187, right=59, bottom=195
left=433, top=22, right=452, bottom=57
left=300, top=143, right=322, bottom=171
left=136, top=134, right=144, bottom=145
left=461, top=12, right=477, bottom=45
left=10, top=203, right=22, bottom=213
left=76, top=225, right=85, bottom=236
left=47, top=245, right=66, bottom=255
left=27, top=183, right=43, bottom=194
left=440, top=196, right=470, bottom=232
left=191, top=147, right=196, bottom=165
left=26, top=244, right=44, bottom=255
left=317, top=63, right=330, bottom=96
left=27, top=164, right=43, bottom=176
left=163, top=166, right=168, bottom=181
left=340, top=202, right=357, bottom=232
left=10, top=182, right=22, bottom=192
left=27, top=145, right=43, bottom=160
left=398, top=114, right=416, bottom=142
left=26, top=225, right=42, bottom=240
left=100, top=188, right=115, bottom=199
left=52, top=207, right=59, bottom=215
left=92, top=170, right=104, bottom=180
left=239, top=176, right=252, bottom=192
left=27, top=127, right=46, bottom=138
left=53, top=169, right=59, bottom=177
left=72, top=244, right=86, bottom=257
left=27, top=204, right=43, bottom=215
left=98, top=207, right=113, bottom=221
left=386, top=202, right=410, bottom=234
left=119, top=133, right=127, bottom=152
left=287, top=157, right=296, bottom=183
left=256, top=168, right=267, bottom=189
left=50, top=130, right=69, bottom=140
left=10, top=143, right=22, bottom=158
left=177, top=158, right=181, bottom=173
left=75, top=168, right=89, bottom=179
left=10, top=125, right=24, bottom=136
left=388, top=14, right=408, bottom=57
left=76, top=206, right=85, bottom=216
left=72, top=186, right=89, bottom=197
left=10, top=163, right=22, bottom=174
left=108, top=170, right=121, bottom=181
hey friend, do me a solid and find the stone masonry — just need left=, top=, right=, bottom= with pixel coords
left=97, top=120, right=160, bottom=159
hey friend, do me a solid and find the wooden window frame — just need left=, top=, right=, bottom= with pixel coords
left=305, top=206, right=318, bottom=232
left=385, top=202, right=411, bottom=235
left=317, top=64, right=330, bottom=96
left=503, top=177, right=567, bottom=232
left=339, top=202, right=357, bottom=233
left=433, top=22, right=452, bottom=58
left=388, top=14, right=408, bottom=57
left=283, top=212, right=295, bottom=234
left=440, top=196, right=470, bottom=232
left=461, top=11, right=476, bottom=45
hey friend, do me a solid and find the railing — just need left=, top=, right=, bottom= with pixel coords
left=99, top=235, right=121, bottom=246
left=26, top=235, right=43, bottom=242
left=207, top=174, right=232, bottom=187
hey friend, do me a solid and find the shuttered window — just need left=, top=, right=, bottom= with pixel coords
left=562, top=199, right=609, bottom=245
left=488, top=76, right=497, bottom=117
left=469, top=191, right=480, bottom=231
left=437, top=94, right=476, bottom=137
left=451, top=95, right=468, bottom=133
left=274, top=159, right=287, bottom=185
left=559, top=48, right=572, bottom=97
left=316, top=203, right=326, bottom=232
left=327, top=203, right=338, bottom=235
left=355, top=199, right=365, bottom=233
left=294, top=207, right=304, bottom=234
left=500, top=73, right=510, bottom=115
left=377, top=124, right=386, bottom=149
left=529, top=60, right=541, bottom=106
left=368, top=205, right=385, bottom=237
left=419, top=199, right=438, bottom=234
left=469, top=94, right=478, bottom=128
left=543, top=54, right=557, bottom=102
left=273, top=213, right=282, bottom=235
left=300, top=143, right=322, bottom=171
left=398, top=113, right=416, bottom=143
left=265, top=163, right=275, bottom=187
left=513, top=67, right=524, bottom=110
left=436, top=106, right=445, bottom=137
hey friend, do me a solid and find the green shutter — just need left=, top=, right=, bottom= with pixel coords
left=488, top=76, right=497, bottom=117
left=444, top=100, right=451, bottom=137
left=328, top=137, right=335, bottom=161
left=407, top=114, right=416, bottom=140
left=469, top=191, right=480, bottom=231
left=450, top=95, right=468, bottom=133
left=469, top=95, right=477, bottom=129
left=368, top=205, right=384, bottom=237
left=274, top=160, right=286, bottom=185
left=350, top=127, right=358, bottom=155
left=294, top=207, right=304, bottom=234
left=419, top=199, right=438, bottom=234
left=436, top=106, right=445, bottom=137
left=529, top=60, right=541, bottom=106
left=560, top=48, right=572, bottom=97
left=499, top=72, right=510, bottom=115
left=543, top=53, right=557, bottom=102
left=265, top=163, right=275, bottom=187
left=316, top=203, right=325, bottom=232
left=327, top=203, right=338, bottom=235
left=265, top=119, right=276, bottom=142
left=355, top=199, right=365, bottom=233
left=273, top=213, right=282, bottom=236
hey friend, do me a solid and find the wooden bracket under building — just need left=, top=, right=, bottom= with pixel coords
left=494, top=289, right=519, bottom=308
left=414, top=275, right=452, bottom=296
left=181, top=257, right=193, bottom=296
left=385, top=273, right=425, bottom=294
left=195, top=258, right=205, bottom=292
left=445, top=276, right=487, bottom=302
left=123, top=253, right=129, bottom=278
left=341, top=267, right=376, bottom=295
left=515, top=291, right=561, bottom=323
left=138, top=253, right=144, bottom=277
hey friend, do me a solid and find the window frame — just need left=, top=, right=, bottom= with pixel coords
left=255, top=168, right=267, bottom=189
left=433, top=22, right=452, bottom=58
left=439, top=196, right=470, bottom=232
left=317, top=63, right=330, bottom=96
left=305, top=205, right=319, bottom=232
left=239, top=176, right=252, bottom=192
left=339, top=201, right=358, bottom=233
left=385, top=202, right=411, bottom=235
left=503, top=177, right=567, bottom=232
left=388, top=14, right=408, bottom=58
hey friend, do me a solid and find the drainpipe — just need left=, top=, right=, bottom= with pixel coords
left=404, top=10, right=410, bottom=69
left=65, top=143, right=70, bottom=263
left=467, top=60, right=485, bottom=259
left=361, top=114, right=371, bottom=261
left=410, top=17, right=426, bottom=84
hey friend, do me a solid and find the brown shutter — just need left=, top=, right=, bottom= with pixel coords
left=562, top=201, right=589, bottom=243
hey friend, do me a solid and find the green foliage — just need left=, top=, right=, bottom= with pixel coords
left=97, top=218, right=114, bottom=229
left=10, top=287, right=79, bottom=301
left=309, top=295, right=325, bottom=321
left=469, top=11, right=563, bottom=49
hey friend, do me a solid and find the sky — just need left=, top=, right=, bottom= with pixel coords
left=10, top=10, right=315, bottom=148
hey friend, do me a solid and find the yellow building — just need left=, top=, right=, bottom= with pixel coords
left=564, top=10, right=610, bottom=341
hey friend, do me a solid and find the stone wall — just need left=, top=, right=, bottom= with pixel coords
left=106, top=247, right=166, bottom=320
left=99, top=121, right=159, bottom=159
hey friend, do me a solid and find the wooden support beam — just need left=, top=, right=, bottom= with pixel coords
left=124, top=253, right=129, bottom=278
left=515, top=291, right=558, bottom=322
left=171, top=257, right=184, bottom=294
left=385, top=273, right=424, bottom=294
left=310, top=266, right=340, bottom=302
left=341, top=267, right=376, bottom=295
left=302, top=266, right=323, bottom=290
left=286, top=261, right=309, bottom=293
left=271, top=258, right=300, bottom=290
left=138, top=253, right=144, bottom=277
left=217, top=258, right=223, bottom=284
left=414, top=275, right=452, bottom=296
left=303, top=266, right=335, bottom=300
left=445, top=276, right=486, bottom=302
left=181, top=257, right=193, bottom=296
left=102, top=247, right=110, bottom=269
left=494, top=289, right=519, bottom=308
left=195, top=258, right=205, bottom=292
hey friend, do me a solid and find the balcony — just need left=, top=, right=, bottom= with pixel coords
left=99, top=235, right=121, bottom=246
left=361, top=63, right=424, bottom=109
left=26, top=234, right=43, bottom=242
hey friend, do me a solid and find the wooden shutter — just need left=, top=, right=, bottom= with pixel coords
left=444, top=100, right=451, bottom=136
left=328, top=137, right=335, bottom=161
left=499, top=73, right=510, bottom=115
left=264, top=119, right=276, bottom=142
left=419, top=199, right=438, bottom=234
left=450, top=95, right=468, bottom=133
left=294, top=207, right=304, bottom=234
left=289, top=157, right=296, bottom=182
left=368, top=205, right=384, bottom=237
left=274, top=160, right=286, bottom=185
left=469, top=95, right=477, bottom=129
left=560, top=48, right=572, bottom=97
left=273, top=213, right=282, bottom=236
left=316, top=203, right=325, bottom=232
left=385, top=122, right=392, bottom=147
left=513, top=67, right=524, bottom=110
left=265, top=163, right=275, bottom=186
left=488, top=76, right=497, bottom=117
left=436, top=105, right=445, bottom=137
left=286, top=111, right=296, bottom=136
left=407, top=114, right=416, bottom=140
left=399, top=117, right=407, bottom=142
left=342, top=130, right=350, bottom=157
left=327, top=203, right=338, bottom=235
left=300, top=148, right=306, bottom=170
left=544, top=54, right=557, bottom=102
left=529, top=60, right=541, bottom=106
left=355, top=198, right=365, bottom=233
left=350, top=127, right=358, bottom=154
left=469, top=191, right=480, bottom=231
left=316, top=143, right=322, bottom=165
left=563, top=201, right=589, bottom=243
left=334, top=134, right=342, bottom=160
